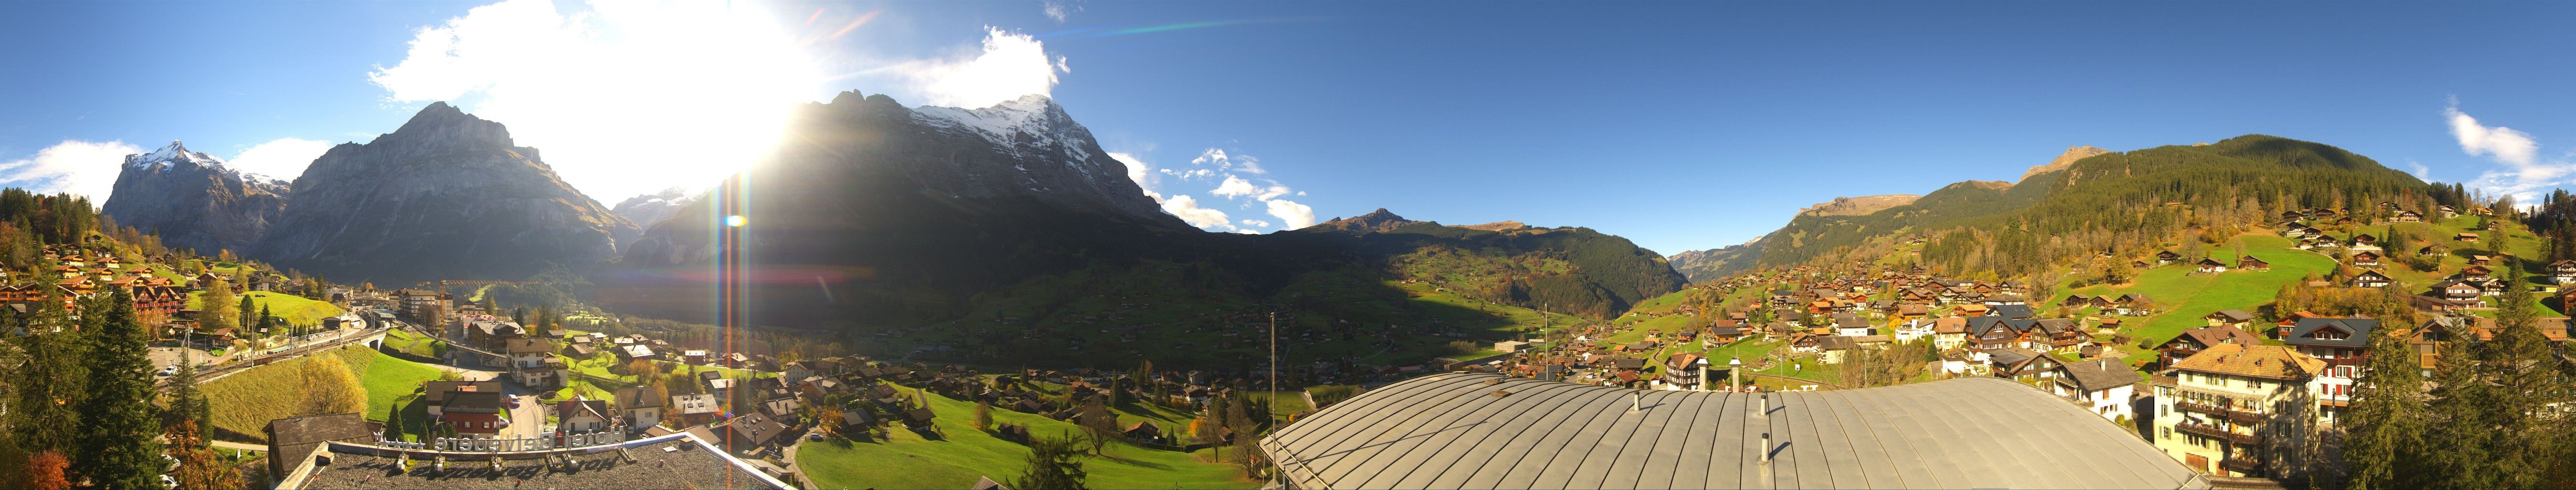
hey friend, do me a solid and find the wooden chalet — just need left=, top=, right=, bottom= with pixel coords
left=2237, top=256, right=2270, bottom=271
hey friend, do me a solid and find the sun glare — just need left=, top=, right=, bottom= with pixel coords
left=371, top=0, right=828, bottom=200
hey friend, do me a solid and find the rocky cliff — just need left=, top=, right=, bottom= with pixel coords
left=2020, top=145, right=2111, bottom=182
left=604, top=91, right=1192, bottom=323
left=253, top=102, right=637, bottom=284
left=1795, top=194, right=1922, bottom=217
left=100, top=141, right=291, bottom=255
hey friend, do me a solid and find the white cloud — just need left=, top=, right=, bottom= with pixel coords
left=1210, top=174, right=1258, bottom=199
left=892, top=27, right=1067, bottom=109
left=1157, top=194, right=1233, bottom=230
left=1042, top=0, right=1078, bottom=22
left=0, top=140, right=143, bottom=201
left=1240, top=219, right=1272, bottom=228
left=367, top=0, right=825, bottom=201
left=1190, top=148, right=1265, bottom=174
left=1266, top=199, right=1316, bottom=229
left=228, top=138, right=335, bottom=180
left=2448, top=103, right=2575, bottom=201
left=2449, top=106, right=2539, bottom=168
left=2406, top=160, right=2432, bottom=180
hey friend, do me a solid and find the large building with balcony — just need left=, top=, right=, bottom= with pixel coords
left=2280, top=317, right=2378, bottom=424
left=2150, top=344, right=2326, bottom=478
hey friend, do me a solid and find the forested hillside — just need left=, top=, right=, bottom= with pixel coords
left=1916, top=135, right=2466, bottom=278
left=1695, top=134, right=2468, bottom=281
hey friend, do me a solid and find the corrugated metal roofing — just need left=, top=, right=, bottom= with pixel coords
left=1261, top=373, right=2208, bottom=490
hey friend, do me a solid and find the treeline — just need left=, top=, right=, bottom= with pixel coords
left=0, top=286, right=235, bottom=489
left=2343, top=264, right=2576, bottom=489
left=1351, top=223, right=1688, bottom=319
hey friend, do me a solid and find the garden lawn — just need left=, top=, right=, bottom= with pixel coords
left=204, top=345, right=435, bottom=442
left=354, top=349, right=444, bottom=421
left=190, top=290, right=346, bottom=327
left=797, top=390, right=1254, bottom=490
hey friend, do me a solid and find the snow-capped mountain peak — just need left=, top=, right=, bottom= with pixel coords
left=125, top=140, right=225, bottom=171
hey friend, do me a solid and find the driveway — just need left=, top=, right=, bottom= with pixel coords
left=505, top=392, right=545, bottom=440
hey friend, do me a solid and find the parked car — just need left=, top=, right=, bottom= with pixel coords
left=157, top=366, right=177, bottom=377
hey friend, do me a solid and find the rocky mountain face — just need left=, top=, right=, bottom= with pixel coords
left=611, top=187, right=700, bottom=232
left=605, top=91, right=1195, bottom=324
left=2020, top=145, right=2111, bottom=182
left=1666, top=238, right=1761, bottom=283
left=1796, top=194, right=1922, bottom=217
left=100, top=141, right=291, bottom=255
left=252, top=102, right=638, bottom=284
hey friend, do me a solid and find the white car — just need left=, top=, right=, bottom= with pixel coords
left=156, top=366, right=177, bottom=377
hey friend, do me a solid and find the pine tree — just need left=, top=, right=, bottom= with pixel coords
left=235, top=294, right=255, bottom=333
left=1011, top=431, right=1089, bottom=490
left=2484, top=260, right=2560, bottom=488
left=2341, top=325, right=2426, bottom=489
left=13, top=282, right=87, bottom=456
left=73, top=290, right=165, bottom=490
left=2420, top=336, right=2494, bottom=488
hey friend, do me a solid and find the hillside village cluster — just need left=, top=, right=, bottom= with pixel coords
left=255, top=287, right=1287, bottom=489
left=1438, top=202, right=2576, bottom=479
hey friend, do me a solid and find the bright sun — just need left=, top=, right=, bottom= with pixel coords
left=369, top=0, right=827, bottom=201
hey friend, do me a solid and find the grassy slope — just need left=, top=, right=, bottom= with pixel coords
left=2065, top=234, right=2335, bottom=346
left=187, top=290, right=346, bottom=327
left=797, top=388, right=1255, bottom=490
left=205, top=345, right=441, bottom=442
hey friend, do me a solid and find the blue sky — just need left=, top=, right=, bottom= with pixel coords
left=3, top=1, right=2572, bottom=256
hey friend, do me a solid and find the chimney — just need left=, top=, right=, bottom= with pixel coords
left=1761, top=433, right=1773, bottom=463
left=1628, top=392, right=1642, bottom=413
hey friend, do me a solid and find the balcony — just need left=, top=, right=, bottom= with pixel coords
left=2173, top=401, right=2266, bottom=424
left=2175, top=422, right=2261, bottom=445
left=2219, top=457, right=2263, bottom=474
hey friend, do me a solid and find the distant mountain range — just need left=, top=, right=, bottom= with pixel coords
left=102, top=91, right=1684, bottom=329
left=597, top=90, right=1684, bottom=326
left=103, top=102, right=638, bottom=285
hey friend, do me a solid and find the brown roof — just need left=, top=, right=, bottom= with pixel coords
left=2170, top=344, right=2323, bottom=381
left=2173, top=325, right=2262, bottom=350
left=265, top=412, right=372, bottom=481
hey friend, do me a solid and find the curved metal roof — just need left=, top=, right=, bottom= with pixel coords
left=1260, top=373, right=2207, bottom=490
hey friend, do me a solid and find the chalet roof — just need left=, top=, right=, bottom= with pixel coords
left=2171, top=344, right=2323, bottom=381
left=1259, top=373, right=2207, bottom=490
left=443, top=391, right=506, bottom=414
left=1817, top=336, right=1859, bottom=351
left=2205, top=310, right=2255, bottom=323
left=2284, top=317, right=2380, bottom=348
left=1989, top=304, right=2035, bottom=319
left=2171, top=325, right=2263, bottom=350
left=614, top=387, right=666, bottom=409
left=2057, top=357, right=2136, bottom=393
